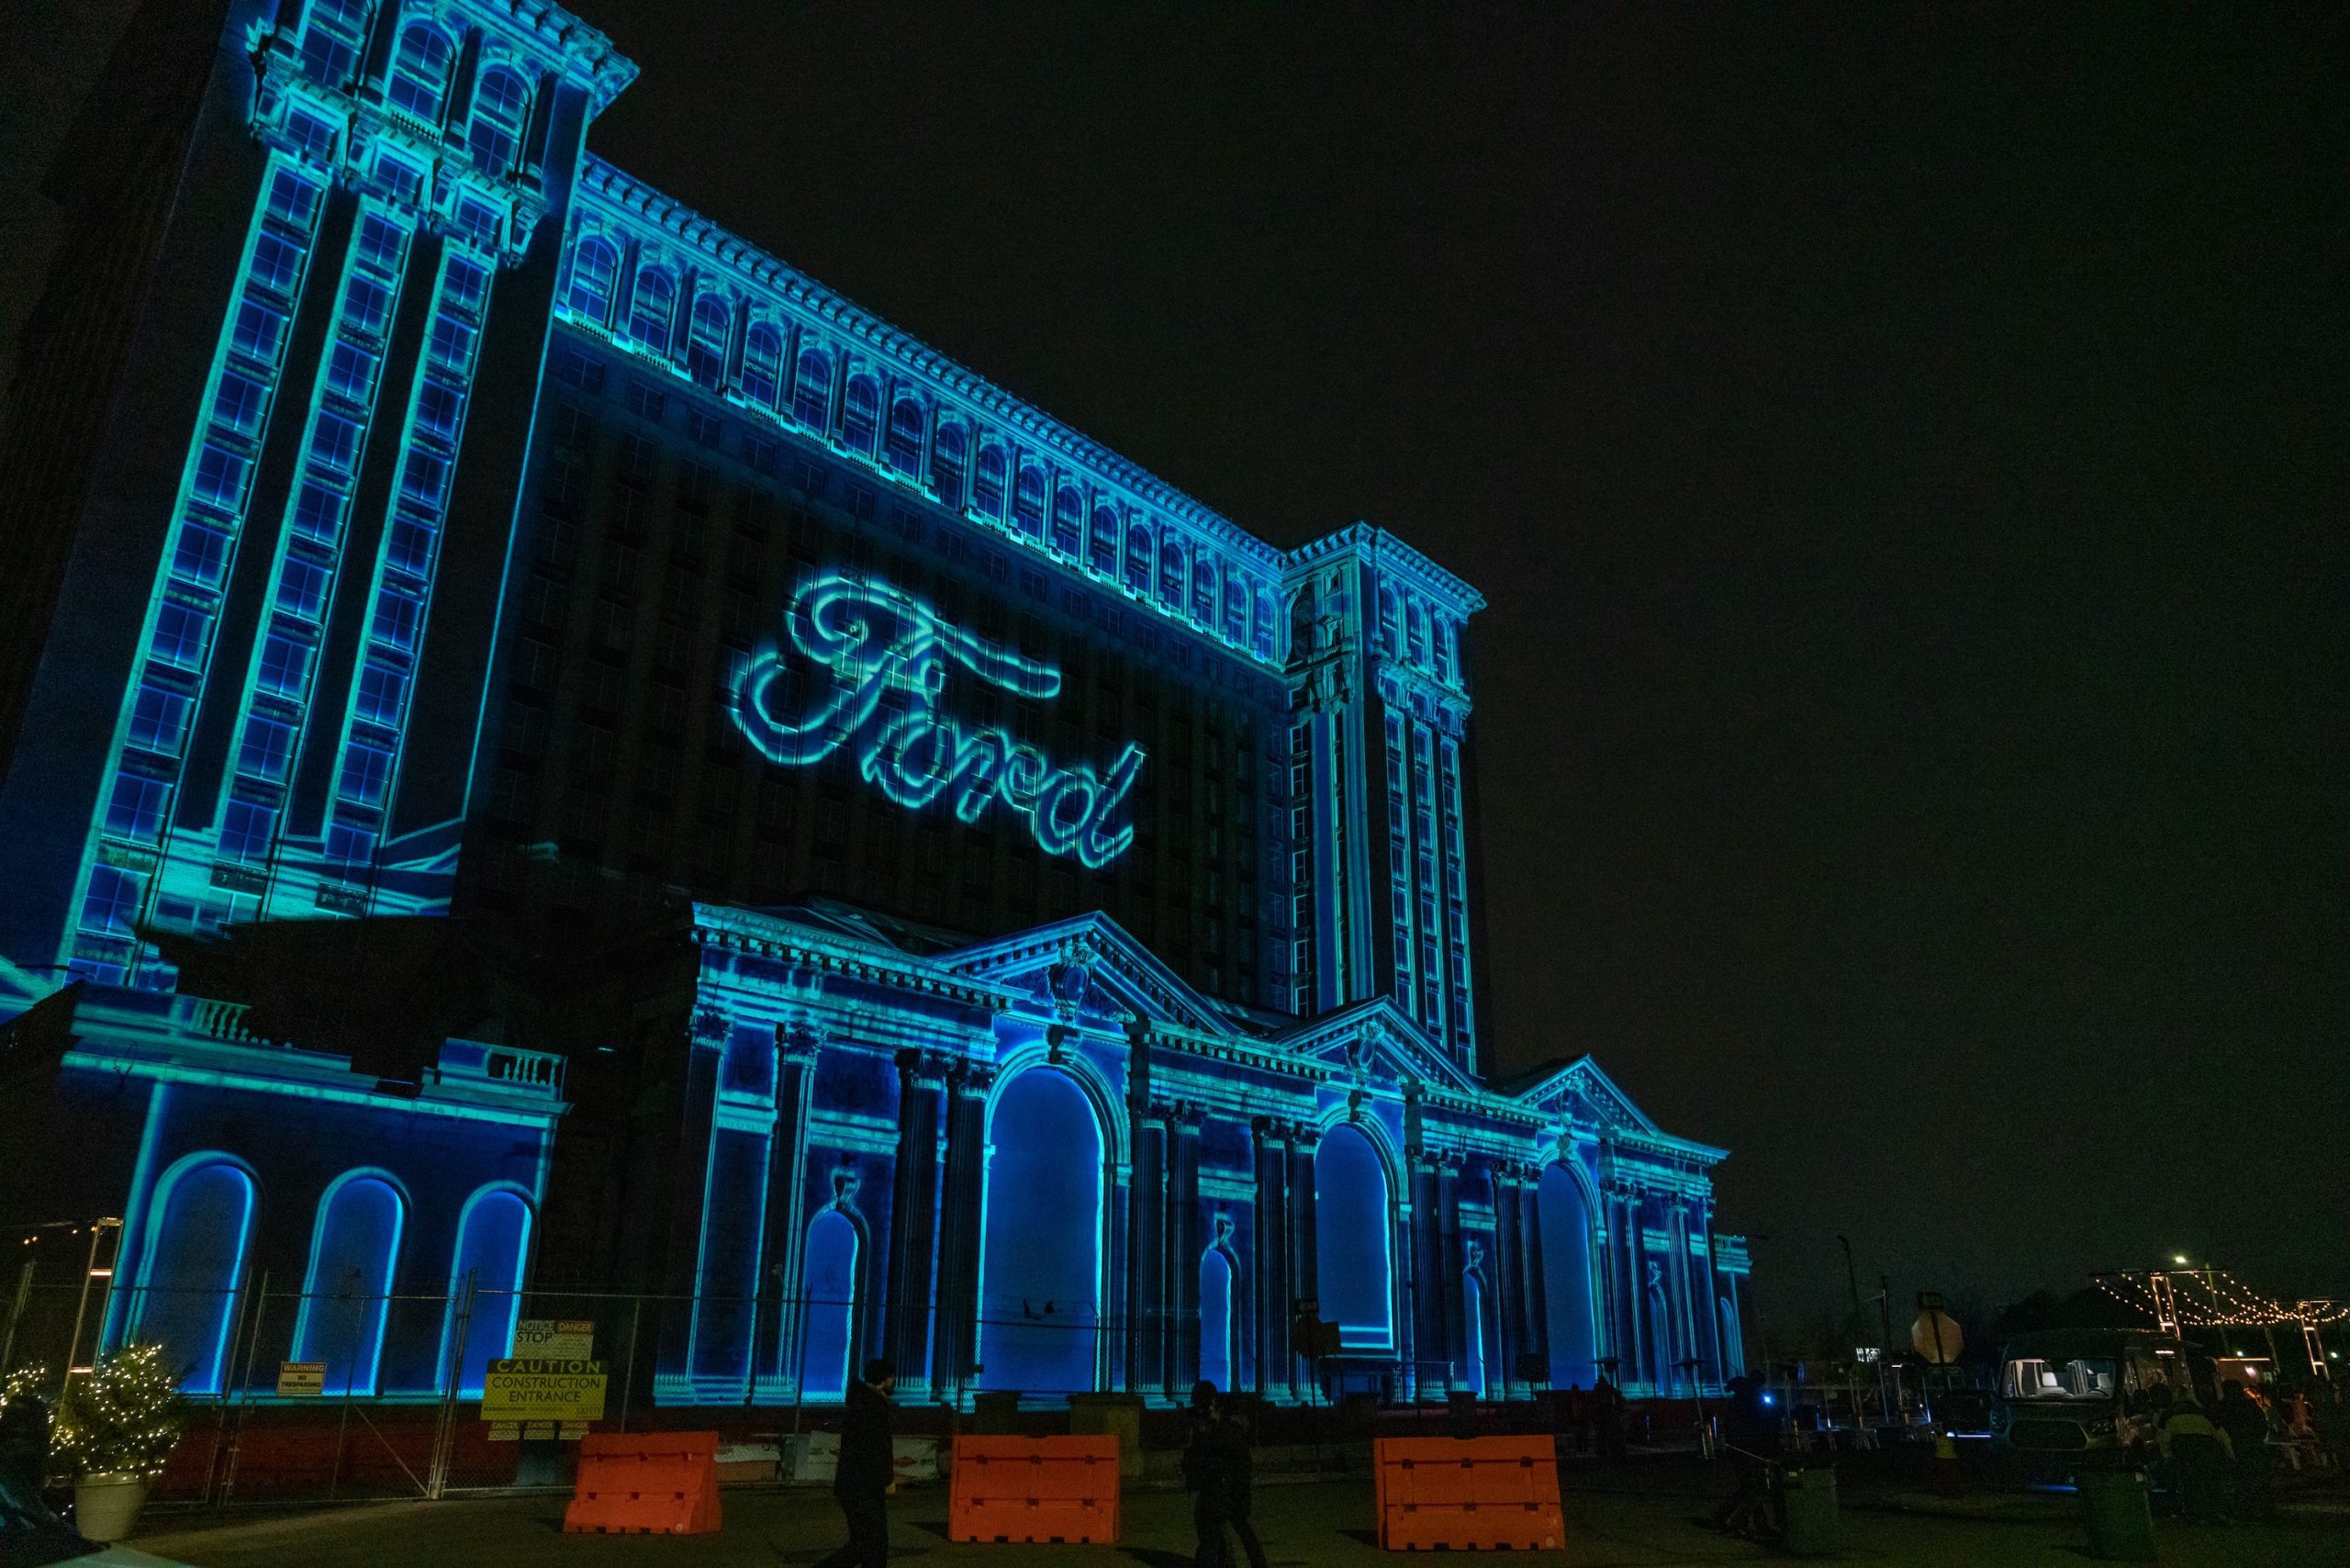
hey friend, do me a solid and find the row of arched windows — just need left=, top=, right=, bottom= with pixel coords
left=125, top=1156, right=533, bottom=1397
left=558, top=232, right=1288, bottom=665
left=1378, top=581, right=1464, bottom=689
left=302, top=1, right=537, bottom=177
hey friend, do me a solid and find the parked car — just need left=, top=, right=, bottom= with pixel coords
left=1989, top=1327, right=2210, bottom=1479
left=0, top=1471, right=191, bottom=1568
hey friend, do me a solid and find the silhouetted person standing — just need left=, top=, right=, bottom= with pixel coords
left=1184, top=1382, right=1233, bottom=1568
left=1220, top=1394, right=1269, bottom=1568
left=2214, top=1381, right=2273, bottom=1520
left=816, top=1359, right=897, bottom=1568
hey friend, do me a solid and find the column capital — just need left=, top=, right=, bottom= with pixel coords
left=895, top=1047, right=951, bottom=1088
left=950, top=1058, right=998, bottom=1098
left=1250, top=1114, right=1292, bottom=1145
left=777, top=1018, right=826, bottom=1062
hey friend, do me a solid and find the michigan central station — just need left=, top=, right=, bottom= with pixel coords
left=0, top=0, right=1751, bottom=1420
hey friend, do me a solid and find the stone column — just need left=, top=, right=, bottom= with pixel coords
left=1169, top=1103, right=1204, bottom=1391
left=1407, top=1145, right=1445, bottom=1399
left=660, top=1008, right=729, bottom=1381
left=1435, top=1152, right=1466, bottom=1392
left=1285, top=1123, right=1321, bottom=1397
left=931, top=1059, right=994, bottom=1406
left=1124, top=1019, right=1162, bottom=1397
left=1249, top=1116, right=1292, bottom=1401
left=1617, top=1183, right=1649, bottom=1392
left=1692, top=1197, right=1725, bottom=1388
left=883, top=1049, right=948, bottom=1396
left=756, top=1022, right=822, bottom=1394
left=1516, top=1170, right=1550, bottom=1381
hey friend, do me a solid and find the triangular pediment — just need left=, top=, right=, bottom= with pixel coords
left=940, top=913, right=1231, bottom=1036
left=1272, top=997, right=1478, bottom=1094
left=1505, top=1053, right=1662, bottom=1136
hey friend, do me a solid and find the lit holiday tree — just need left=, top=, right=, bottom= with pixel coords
left=53, top=1342, right=185, bottom=1477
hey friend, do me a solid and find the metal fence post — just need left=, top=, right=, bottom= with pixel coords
left=427, top=1272, right=475, bottom=1501
left=217, top=1270, right=270, bottom=1507
left=617, top=1294, right=642, bottom=1434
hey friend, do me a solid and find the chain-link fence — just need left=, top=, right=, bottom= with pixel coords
left=4, top=1240, right=1508, bottom=1506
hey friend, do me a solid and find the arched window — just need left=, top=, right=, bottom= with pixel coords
left=1313, top=1126, right=1393, bottom=1350
left=979, top=1069, right=1105, bottom=1394
left=565, top=238, right=619, bottom=325
left=627, top=267, right=676, bottom=357
left=740, top=323, right=782, bottom=408
left=687, top=293, right=732, bottom=389
left=1407, top=602, right=1428, bottom=668
left=440, top=1187, right=532, bottom=1397
left=1252, top=588, right=1277, bottom=659
left=798, top=1210, right=860, bottom=1401
left=792, top=349, right=833, bottom=431
left=1049, top=485, right=1083, bottom=557
left=885, top=397, right=925, bottom=475
left=1379, top=586, right=1402, bottom=655
left=1088, top=505, right=1120, bottom=577
left=1199, top=1248, right=1236, bottom=1394
left=133, top=1158, right=255, bottom=1394
left=971, top=443, right=1007, bottom=518
left=1538, top=1163, right=1599, bottom=1389
left=1222, top=577, right=1247, bottom=644
left=1123, top=523, right=1153, bottom=595
left=465, top=65, right=532, bottom=175
left=1158, top=539, right=1187, bottom=611
left=1191, top=554, right=1218, bottom=625
left=1434, top=618, right=1456, bottom=682
left=292, top=1174, right=405, bottom=1395
left=300, top=0, right=371, bottom=87
left=841, top=376, right=880, bottom=457
left=1013, top=465, right=1047, bottom=539
left=929, top=421, right=968, bottom=507
left=386, top=24, right=455, bottom=122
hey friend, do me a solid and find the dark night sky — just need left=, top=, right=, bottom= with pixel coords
left=11, top=3, right=2345, bottom=1336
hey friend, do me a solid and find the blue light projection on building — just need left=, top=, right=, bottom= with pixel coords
left=0, top=0, right=1749, bottom=1419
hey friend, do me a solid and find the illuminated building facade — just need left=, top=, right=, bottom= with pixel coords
left=0, top=0, right=1748, bottom=1407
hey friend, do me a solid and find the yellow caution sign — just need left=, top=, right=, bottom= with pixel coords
left=480, top=1358, right=608, bottom=1422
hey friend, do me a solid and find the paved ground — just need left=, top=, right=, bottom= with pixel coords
left=129, top=1472, right=2350, bottom=1567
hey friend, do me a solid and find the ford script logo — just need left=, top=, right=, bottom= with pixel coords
left=731, top=573, right=1144, bottom=868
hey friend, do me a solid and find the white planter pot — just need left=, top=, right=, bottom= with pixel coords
left=73, top=1472, right=151, bottom=1543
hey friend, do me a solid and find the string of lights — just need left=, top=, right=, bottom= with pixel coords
left=2094, top=1268, right=2350, bottom=1329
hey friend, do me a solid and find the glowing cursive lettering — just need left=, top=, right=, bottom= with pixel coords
left=731, top=573, right=1144, bottom=868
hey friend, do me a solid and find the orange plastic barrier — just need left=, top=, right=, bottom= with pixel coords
left=949, top=1433, right=1121, bottom=1544
left=1373, top=1436, right=1562, bottom=1551
left=563, top=1430, right=722, bottom=1535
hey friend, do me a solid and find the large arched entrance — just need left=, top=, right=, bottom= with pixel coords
left=977, top=1068, right=1104, bottom=1396
left=799, top=1209, right=860, bottom=1401
left=1314, top=1124, right=1393, bottom=1351
left=1538, top=1163, right=1599, bottom=1389
left=1199, top=1247, right=1236, bottom=1393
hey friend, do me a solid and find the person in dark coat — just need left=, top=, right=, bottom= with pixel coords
left=2213, top=1381, right=2273, bottom=1520
left=1220, top=1394, right=1269, bottom=1568
left=0, top=1386, right=52, bottom=1498
left=816, top=1358, right=897, bottom=1568
left=1184, top=1382, right=1233, bottom=1568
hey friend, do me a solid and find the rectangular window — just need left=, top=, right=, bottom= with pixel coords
left=151, top=601, right=210, bottom=667
left=685, top=409, right=723, bottom=448
left=171, top=520, right=232, bottom=587
left=232, top=299, right=290, bottom=363
left=399, top=451, right=450, bottom=511
left=277, top=555, right=330, bottom=619
left=220, top=799, right=276, bottom=862
left=345, top=274, right=392, bottom=337
left=386, top=517, right=435, bottom=575
left=79, top=865, right=144, bottom=936
left=213, top=372, right=268, bottom=437
left=427, top=314, right=476, bottom=374
left=104, top=773, right=169, bottom=842
left=192, top=443, right=251, bottom=510
left=256, top=633, right=311, bottom=697
left=355, top=661, right=408, bottom=724
left=266, top=169, right=323, bottom=228
left=127, top=683, right=192, bottom=754
left=338, top=744, right=393, bottom=805
left=373, top=590, right=424, bottom=652
left=625, top=380, right=666, bottom=421
left=355, top=212, right=406, bottom=276
left=238, top=717, right=297, bottom=782
left=444, top=255, right=490, bottom=311
left=415, top=377, right=464, bottom=442
left=289, top=482, right=343, bottom=543
left=310, top=411, right=363, bottom=474
left=249, top=230, right=305, bottom=297
left=325, top=340, right=379, bottom=404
